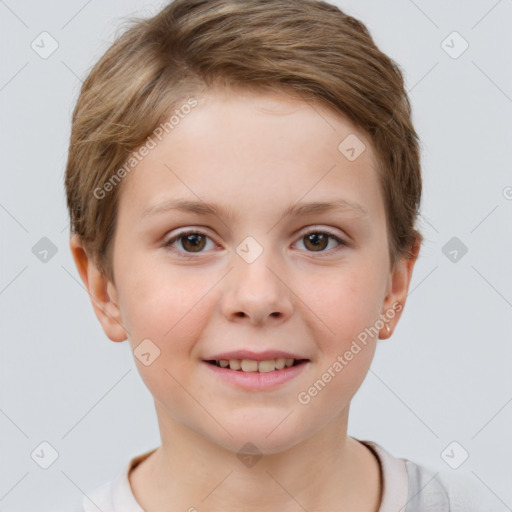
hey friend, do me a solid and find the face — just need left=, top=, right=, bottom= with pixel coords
left=74, top=87, right=416, bottom=455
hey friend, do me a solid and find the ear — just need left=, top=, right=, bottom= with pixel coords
left=69, top=235, right=127, bottom=342
left=379, top=239, right=421, bottom=339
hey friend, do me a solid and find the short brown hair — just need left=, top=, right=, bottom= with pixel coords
left=65, top=0, right=423, bottom=281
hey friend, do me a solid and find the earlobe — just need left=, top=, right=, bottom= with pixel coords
left=379, top=239, right=421, bottom=339
left=69, top=235, right=128, bottom=342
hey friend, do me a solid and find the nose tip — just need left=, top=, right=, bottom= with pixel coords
left=234, top=310, right=283, bottom=322
left=222, top=260, right=293, bottom=325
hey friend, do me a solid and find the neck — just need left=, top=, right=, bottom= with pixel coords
left=129, top=404, right=381, bottom=512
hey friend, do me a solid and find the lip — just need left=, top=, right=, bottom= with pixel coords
left=202, top=359, right=310, bottom=391
left=203, top=350, right=309, bottom=361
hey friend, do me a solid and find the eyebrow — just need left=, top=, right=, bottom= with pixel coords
left=139, top=197, right=369, bottom=222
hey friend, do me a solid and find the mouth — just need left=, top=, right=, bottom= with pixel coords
left=202, top=356, right=310, bottom=390
left=204, top=358, right=309, bottom=373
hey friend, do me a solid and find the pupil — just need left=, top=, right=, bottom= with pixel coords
left=183, top=233, right=205, bottom=252
left=305, top=233, right=327, bottom=251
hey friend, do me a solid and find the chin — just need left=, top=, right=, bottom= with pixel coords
left=211, top=423, right=305, bottom=456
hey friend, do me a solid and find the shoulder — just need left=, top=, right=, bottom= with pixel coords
left=79, top=449, right=156, bottom=512
left=359, top=439, right=492, bottom=512
left=403, top=459, right=451, bottom=510
left=405, top=460, right=498, bottom=512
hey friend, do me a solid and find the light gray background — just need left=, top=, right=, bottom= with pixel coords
left=1, top=1, right=511, bottom=510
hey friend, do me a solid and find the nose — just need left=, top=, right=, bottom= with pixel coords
left=220, top=251, right=294, bottom=326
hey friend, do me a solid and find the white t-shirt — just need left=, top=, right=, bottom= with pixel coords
left=79, top=439, right=490, bottom=511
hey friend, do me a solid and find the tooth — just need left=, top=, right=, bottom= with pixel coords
left=229, top=359, right=241, bottom=370
left=275, top=357, right=286, bottom=370
left=241, top=359, right=258, bottom=372
left=258, top=360, right=277, bottom=373
left=219, top=358, right=297, bottom=372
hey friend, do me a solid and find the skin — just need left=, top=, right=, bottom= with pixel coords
left=71, top=86, right=419, bottom=512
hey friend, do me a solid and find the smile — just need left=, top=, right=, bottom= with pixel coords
left=203, top=359, right=310, bottom=391
left=206, top=358, right=307, bottom=372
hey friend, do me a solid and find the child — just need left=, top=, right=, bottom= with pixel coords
left=65, top=0, right=484, bottom=510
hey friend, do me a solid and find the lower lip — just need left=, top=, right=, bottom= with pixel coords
left=202, top=360, right=309, bottom=390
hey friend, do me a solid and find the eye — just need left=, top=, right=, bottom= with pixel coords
left=165, top=230, right=216, bottom=258
left=294, top=230, right=348, bottom=254
left=164, top=228, right=349, bottom=258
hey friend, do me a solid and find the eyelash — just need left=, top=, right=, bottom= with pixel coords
left=164, top=228, right=349, bottom=259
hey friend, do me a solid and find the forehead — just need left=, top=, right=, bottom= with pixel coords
left=118, top=87, right=384, bottom=224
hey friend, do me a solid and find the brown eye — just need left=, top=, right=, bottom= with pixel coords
left=165, top=229, right=347, bottom=258
left=296, top=231, right=346, bottom=254
left=303, top=232, right=329, bottom=252
left=165, top=230, right=214, bottom=257
left=180, top=233, right=206, bottom=252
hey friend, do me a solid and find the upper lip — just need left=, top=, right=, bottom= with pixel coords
left=204, top=350, right=310, bottom=361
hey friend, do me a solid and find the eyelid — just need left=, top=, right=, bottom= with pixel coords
left=293, top=224, right=351, bottom=248
left=298, top=224, right=347, bottom=240
left=294, top=226, right=351, bottom=254
left=164, top=225, right=350, bottom=258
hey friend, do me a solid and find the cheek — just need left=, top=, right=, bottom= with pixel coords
left=117, top=261, right=212, bottom=349
left=117, top=268, right=211, bottom=402
left=306, top=269, right=385, bottom=344
left=295, top=333, right=376, bottom=427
